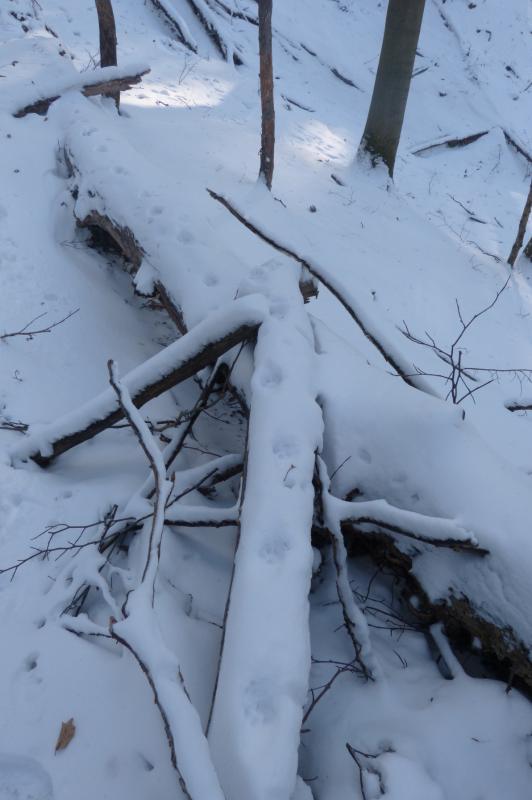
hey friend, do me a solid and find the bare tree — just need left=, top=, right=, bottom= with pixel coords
left=258, top=0, right=275, bottom=189
left=358, top=0, right=425, bottom=177
left=508, top=178, right=532, bottom=266
left=95, top=0, right=119, bottom=107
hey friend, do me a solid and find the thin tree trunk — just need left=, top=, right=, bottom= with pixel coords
left=508, top=179, right=532, bottom=266
left=359, top=0, right=425, bottom=177
left=258, top=0, right=275, bottom=189
left=95, top=0, right=119, bottom=108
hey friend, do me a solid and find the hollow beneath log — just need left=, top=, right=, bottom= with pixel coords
left=342, top=523, right=532, bottom=693
left=76, top=209, right=187, bottom=335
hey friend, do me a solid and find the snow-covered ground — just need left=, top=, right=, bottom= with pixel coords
left=1, top=1, right=531, bottom=798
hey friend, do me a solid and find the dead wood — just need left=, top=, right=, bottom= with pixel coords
left=21, top=318, right=259, bottom=466
left=316, top=458, right=376, bottom=680
left=508, top=179, right=532, bottom=266
left=1, top=309, right=79, bottom=340
left=148, top=0, right=198, bottom=52
left=506, top=401, right=532, bottom=412
left=503, top=130, right=532, bottom=165
left=185, top=0, right=242, bottom=64
left=342, top=522, right=532, bottom=692
left=207, top=188, right=423, bottom=390
left=336, top=492, right=487, bottom=554
left=412, top=130, right=489, bottom=156
left=75, top=207, right=188, bottom=335
left=412, top=128, right=532, bottom=165
left=13, top=68, right=149, bottom=118
left=299, top=43, right=363, bottom=91
left=78, top=209, right=143, bottom=269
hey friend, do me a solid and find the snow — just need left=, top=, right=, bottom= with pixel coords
left=1, top=1, right=532, bottom=799
left=0, top=755, right=53, bottom=800
left=208, top=257, right=323, bottom=800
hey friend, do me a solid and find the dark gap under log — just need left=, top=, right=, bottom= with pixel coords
left=341, top=523, right=532, bottom=694
left=76, top=209, right=188, bottom=335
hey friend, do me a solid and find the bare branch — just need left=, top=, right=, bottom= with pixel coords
left=14, top=300, right=263, bottom=465
left=207, top=188, right=429, bottom=393
left=1, top=309, right=79, bottom=341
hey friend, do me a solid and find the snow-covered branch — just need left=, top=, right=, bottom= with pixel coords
left=13, top=64, right=150, bottom=118
left=13, top=298, right=266, bottom=466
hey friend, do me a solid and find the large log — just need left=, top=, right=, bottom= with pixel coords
left=344, top=524, right=532, bottom=690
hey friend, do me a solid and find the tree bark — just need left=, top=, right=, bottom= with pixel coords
left=95, top=0, right=119, bottom=108
left=359, top=0, right=425, bottom=177
left=508, top=179, right=532, bottom=266
left=258, top=0, right=275, bottom=189
left=13, top=68, right=148, bottom=118
left=15, top=309, right=262, bottom=466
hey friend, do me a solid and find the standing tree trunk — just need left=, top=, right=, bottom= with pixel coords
left=359, top=0, right=425, bottom=177
left=508, top=179, right=532, bottom=266
left=95, top=0, right=119, bottom=109
left=258, top=0, right=275, bottom=190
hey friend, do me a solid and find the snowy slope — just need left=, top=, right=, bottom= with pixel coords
left=1, top=1, right=532, bottom=799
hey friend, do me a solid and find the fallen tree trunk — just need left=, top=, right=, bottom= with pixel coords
left=13, top=298, right=265, bottom=466
left=412, top=130, right=489, bottom=156
left=314, top=316, right=532, bottom=693
left=148, top=0, right=198, bottom=52
left=185, top=0, right=242, bottom=64
left=344, top=524, right=532, bottom=690
left=13, top=65, right=150, bottom=118
left=207, top=259, right=322, bottom=800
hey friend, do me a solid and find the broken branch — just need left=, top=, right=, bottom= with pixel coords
left=13, top=65, right=150, bottom=118
left=13, top=299, right=265, bottom=465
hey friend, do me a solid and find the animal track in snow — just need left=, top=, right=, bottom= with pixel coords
left=243, top=678, right=278, bottom=725
left=259, top=536, right=291, bottom=565
left=358, top=447, right=372, bottom=464
left=272, top=436, right=299, bottom=459
left=259, top=361, right=283, bottom=388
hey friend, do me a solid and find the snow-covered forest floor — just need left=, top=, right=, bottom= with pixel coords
left=1, top=1, right=531, bottom=798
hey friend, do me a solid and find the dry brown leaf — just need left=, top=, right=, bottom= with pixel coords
left=54, top=718, right=76, bottom=753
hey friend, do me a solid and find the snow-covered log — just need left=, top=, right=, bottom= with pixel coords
left=13, top=64, right=150, bottom=117
left=164, top=504, right=238, bottom=527
left=315, top=318, right=532, bottom=689
left=148, top=0, right=198, bottom=52
left=207, top=260, right=322, bottom=799
left=13, top=298, right=266, bottom=466
left=60, top=113, right=315, bottom=341
left=185, top=0, right=243, bottom=64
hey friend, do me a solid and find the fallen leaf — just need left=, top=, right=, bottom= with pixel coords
left=55, top=718, right=76, bottom=753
